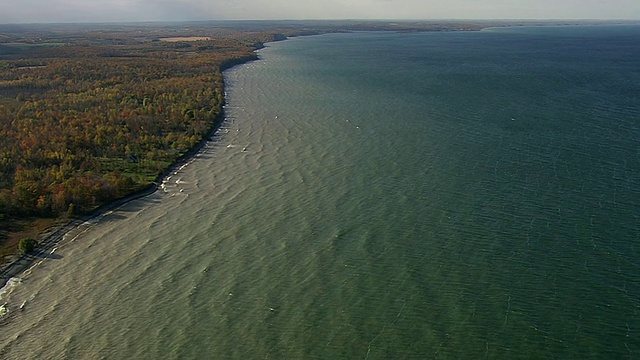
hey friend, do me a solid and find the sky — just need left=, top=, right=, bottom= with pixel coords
left=1, top=0, right=640, bottom=24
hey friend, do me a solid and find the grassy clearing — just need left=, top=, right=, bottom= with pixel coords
left=159, top=37, right=211, bottom=42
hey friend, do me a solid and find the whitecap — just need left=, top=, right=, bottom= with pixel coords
left=0, top=277, right=23, bottom=302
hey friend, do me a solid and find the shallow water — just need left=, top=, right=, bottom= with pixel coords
left=1, top=26, right=640, bottom=359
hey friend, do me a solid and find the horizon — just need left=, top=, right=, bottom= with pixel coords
left=2, top=0, right=640, bottom=25
left=1, top=18, right=639, bottom=27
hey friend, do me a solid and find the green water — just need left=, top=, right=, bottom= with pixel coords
left=1, top=26, right=640, bottom=359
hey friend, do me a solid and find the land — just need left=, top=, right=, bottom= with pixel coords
left=0, top=19, right=634, bottom=285
left=159, top=36, right=212, bottom=42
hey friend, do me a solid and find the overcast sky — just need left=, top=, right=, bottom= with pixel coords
left=2, top=0, right=639, bottom=24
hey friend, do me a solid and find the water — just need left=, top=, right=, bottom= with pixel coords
left=2, top=25, right=640, bottom=359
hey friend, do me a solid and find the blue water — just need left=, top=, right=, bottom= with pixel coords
left=1, top=25, right=640, bottom=359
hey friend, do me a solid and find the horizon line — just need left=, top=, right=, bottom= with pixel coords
left=1, top=18, right=639, bottom=26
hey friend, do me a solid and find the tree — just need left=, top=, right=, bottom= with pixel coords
left=18, top=237, right=37, bottom=255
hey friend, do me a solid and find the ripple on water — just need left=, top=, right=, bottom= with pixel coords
left=3, top=28, right=640, bottom=359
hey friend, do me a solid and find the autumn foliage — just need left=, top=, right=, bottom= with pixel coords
left=0, top=27, right=284, bottom=220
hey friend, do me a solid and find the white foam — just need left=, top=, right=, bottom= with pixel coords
left=0, top=277, right=23, bottom=303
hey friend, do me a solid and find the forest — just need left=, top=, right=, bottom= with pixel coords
left=0, top=22, right=317, bottom=263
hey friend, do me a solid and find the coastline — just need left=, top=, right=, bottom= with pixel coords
left=0, top=21, right=548, bottom=291
left=1, top=22, right=638, bottom=358
left=0, top=56, right=259, bottom=290
left=0, top=19, right=606, bottom=291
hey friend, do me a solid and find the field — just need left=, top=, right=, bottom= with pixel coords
left=159, top=36, right=211, bottom=42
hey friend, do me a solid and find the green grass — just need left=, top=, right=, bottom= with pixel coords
left=98, top=157, right=169, bottom=183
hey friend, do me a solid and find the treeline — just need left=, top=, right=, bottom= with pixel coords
left=0, top=30, right=285, bottom=220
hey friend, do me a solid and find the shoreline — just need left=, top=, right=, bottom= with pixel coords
left=0, top=56, right=259, bottom=290
left=0, top=21, right=542, bottom=291
left=0, top=19, right=603, bottom=290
